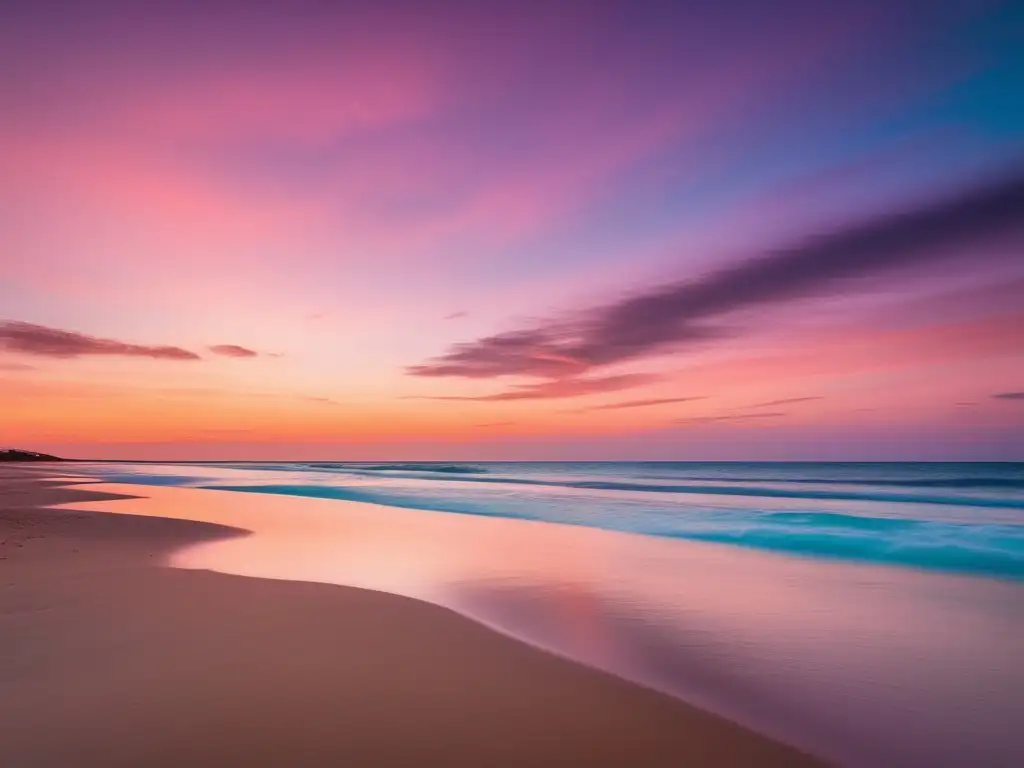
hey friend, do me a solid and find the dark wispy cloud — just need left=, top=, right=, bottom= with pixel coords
left=569, top=395, right=705, bottom=413
left=411, top=373, right=659, bottom=401
left=445, top=311, right=468, bottom=320
left=209, top=344, right=260, bottom=358
left=993, top=392, right=1024, bottom=400
left=1, top=321, right=200, bottom=360
left=0, top=361, right=36, bottom=371
left=301, top=396, right=342, bottom=405
left=476, top=421, right=517, bottom=427
left=677, top=412, right=787, bottom=425
left=408, top=328, right=592, bottom=379
left=410, top=173, right=1024, bottom=380
left=742, top=396, right=822, bottom=408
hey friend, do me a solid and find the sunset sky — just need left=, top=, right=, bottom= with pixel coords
left=3, top=0, right=1023, bottom=460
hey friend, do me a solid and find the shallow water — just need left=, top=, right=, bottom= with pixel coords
left=89, top=460, right=1024, bottom=579
left=60, top=464, right=1024, bottom=768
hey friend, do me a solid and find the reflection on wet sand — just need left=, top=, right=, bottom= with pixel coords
left=60, top=482, right=1024, bottom=767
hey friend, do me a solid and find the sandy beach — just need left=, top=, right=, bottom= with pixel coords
left=0, top=466, right=816, bottom=767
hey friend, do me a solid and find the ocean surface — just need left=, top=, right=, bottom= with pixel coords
left=88, top=460, right=1024, bottom=580
left=66, top=461, right=1024, bottom=766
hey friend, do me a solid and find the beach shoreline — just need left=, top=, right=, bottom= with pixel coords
left=0, top=466, right=816, bottom=767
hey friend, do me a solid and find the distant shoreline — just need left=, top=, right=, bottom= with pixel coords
left=0, top=449, right=66, bottom=463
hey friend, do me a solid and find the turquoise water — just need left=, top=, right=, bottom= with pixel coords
left=67, top=460, right=1024, bottom=765
left=86, top=461, right=1024, bottom=580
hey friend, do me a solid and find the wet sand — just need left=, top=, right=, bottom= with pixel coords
left=0, top=467, right=816, bottom=767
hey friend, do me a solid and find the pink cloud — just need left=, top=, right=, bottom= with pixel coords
left=0, top=321, right=200, bottom=360
left=677, top=412, right=788, bottom=426
left=413, top=373, right=660, bottom=401
left=568, top=396, right=706, bottom=413
left=209, top=344, right=260, bottom=358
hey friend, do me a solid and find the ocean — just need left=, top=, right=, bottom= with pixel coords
left=88, top=460, right=1024, bottom=580
left=67, top=460, right=1024, bottom=766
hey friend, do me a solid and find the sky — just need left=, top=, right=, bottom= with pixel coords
left=2, top=0, right=1023, bottom=460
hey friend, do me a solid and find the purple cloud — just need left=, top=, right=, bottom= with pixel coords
left=1, top=321, right=200, bottom=360
left=409, top=328, right=591, bottom=379
left=410, top=173, right=1024, bottom=380
left=993, top=392, right=1024, bottom=400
